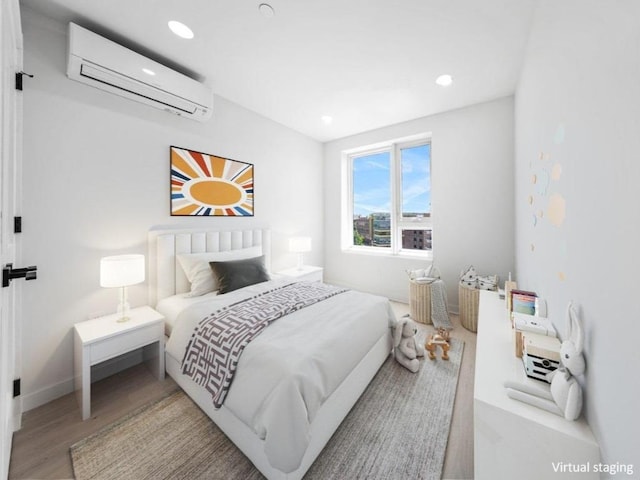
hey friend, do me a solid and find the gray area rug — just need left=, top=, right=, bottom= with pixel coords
left=71, top=339, right=463, bottom=480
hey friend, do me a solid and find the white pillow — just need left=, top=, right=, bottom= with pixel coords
left=406, top=265, right=433, bottom=280
left=459, top=265, right=477, bottom=288
left=477, top=274, right=498, bottom=291
left=177, top=246, right=263, bottom=297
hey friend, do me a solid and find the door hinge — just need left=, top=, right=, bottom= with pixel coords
left=13, top=379, right=20, bottom=398
left=2, top=263, right=37, bottom=287
left=14, top=216, right=22, bottom=233
left=15, top=71, right=34, bottom=91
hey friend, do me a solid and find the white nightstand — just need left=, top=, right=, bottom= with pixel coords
left=73, top=306, right=165, bottom=420
left=277, top=265, right=323, bottom=283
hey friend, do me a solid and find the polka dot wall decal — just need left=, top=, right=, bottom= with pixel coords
left=551, top=163, right=562, bottom=181
left=554, top=123, right=566, bottom=144
left=558, top=271, right=566, bottom=281
left=528, top=195, right=534, bottom=205
left=535, top=169, right=550, bottom=195
left=548, top=193, right=566, bottom=226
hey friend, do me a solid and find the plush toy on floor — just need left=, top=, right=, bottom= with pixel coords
left=504, top=302, right=585, bottom=421
left=394, top=317, right=425, bottom=373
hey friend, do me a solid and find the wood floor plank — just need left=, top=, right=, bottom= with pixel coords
left=9, top=305, right=476, bottom=480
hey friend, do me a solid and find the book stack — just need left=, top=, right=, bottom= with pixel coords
left=510, top=289, right=537, bottom=317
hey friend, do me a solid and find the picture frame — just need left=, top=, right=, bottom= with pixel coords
left=170, top=146, right=254, bottom=216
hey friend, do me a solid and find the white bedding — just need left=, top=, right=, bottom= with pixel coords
left=156, top=291, right=218, bottom=334
left=165, top=278, right=395, bottom=473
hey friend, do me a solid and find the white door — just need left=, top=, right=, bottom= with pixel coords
left=0, top=0, right=23, bottom=478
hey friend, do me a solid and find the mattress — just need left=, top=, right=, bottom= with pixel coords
left=164, top=279, right=395, bottom=474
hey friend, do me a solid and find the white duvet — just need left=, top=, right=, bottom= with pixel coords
left=165, top=279, right=395, bottom=473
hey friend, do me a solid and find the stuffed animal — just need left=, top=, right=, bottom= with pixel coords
left=504, top=302, right=585, bottom=421
left=393, top=317, right=425, bottom=372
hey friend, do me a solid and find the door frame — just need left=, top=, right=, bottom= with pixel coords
left=0, top=0, right=23, bottom=477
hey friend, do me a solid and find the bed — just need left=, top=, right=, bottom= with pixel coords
left=148, top=227, right=395, bottom=480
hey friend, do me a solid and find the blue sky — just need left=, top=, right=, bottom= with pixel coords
left=353, top=144, right=431, bottom=216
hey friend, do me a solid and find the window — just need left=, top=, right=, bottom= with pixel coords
left=344, top=136, right=432, bottom=255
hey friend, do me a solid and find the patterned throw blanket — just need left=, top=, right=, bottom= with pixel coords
left=181, top=281, right=347, bottom=408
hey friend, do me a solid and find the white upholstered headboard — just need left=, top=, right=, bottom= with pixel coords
left=148, top=227, right=271, bottom=306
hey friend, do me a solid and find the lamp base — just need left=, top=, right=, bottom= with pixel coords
left=116, top=289, right=131, bottom=323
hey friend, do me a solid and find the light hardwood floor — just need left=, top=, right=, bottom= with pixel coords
left=9, top=306, right=475, bottom=480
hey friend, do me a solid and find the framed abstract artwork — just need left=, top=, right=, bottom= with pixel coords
left=170, top=146, right=254, bottom=216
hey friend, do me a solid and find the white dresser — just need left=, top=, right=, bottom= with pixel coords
left=474, top=290, right=600, bottom=479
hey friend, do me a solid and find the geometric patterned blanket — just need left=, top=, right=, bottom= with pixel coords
left=181, top=281, right=348, bottom=408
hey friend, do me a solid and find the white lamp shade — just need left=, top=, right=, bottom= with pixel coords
left=100, top=254, right=145, bottom=288
left=289, top=236, right=312, bottom=253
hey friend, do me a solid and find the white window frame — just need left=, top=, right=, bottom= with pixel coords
left=341, top=133, right=432, bottom=258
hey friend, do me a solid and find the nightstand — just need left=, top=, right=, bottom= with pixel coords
left=277, top=265, right=323, bottom=283
left=73, top=306, right=165, bottom=420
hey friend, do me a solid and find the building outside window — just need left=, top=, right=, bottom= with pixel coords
left=343, top=136, right=432, bottom=256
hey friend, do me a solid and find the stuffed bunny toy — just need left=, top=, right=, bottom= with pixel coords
left=504, top=302, right=585, bottom=421
left=393, top=317, right=425, bottom=373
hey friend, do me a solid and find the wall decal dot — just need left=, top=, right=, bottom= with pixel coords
left=528, top=195, right=534, bottom=205
left=535, top=169, right=550, bottom=195
left=531, top=244, right=535, bottom=252
left=551, top=163, right=562, bottom=181
left=548, top=193, right=566, bottom=226
left=538, top=210, right=544, bottom=218
left=558, top=271, right=566, bottom=281
left=532, top=174, right=537, bottom=184
left=554, top=123, right=566, bottom=144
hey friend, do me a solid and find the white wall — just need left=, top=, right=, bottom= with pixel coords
left=19, top=10, right=323, bottom=410
left=323, top=97, right=515, bottom=307
left=515, top=0, right=640, bottom=471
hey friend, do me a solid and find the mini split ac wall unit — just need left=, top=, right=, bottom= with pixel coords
left=67, top=22, right=213, bottom=122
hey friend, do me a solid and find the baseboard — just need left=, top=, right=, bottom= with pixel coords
left=22, top=349, right=145, bottom=412
left=22, top=377, right=75, bottom=413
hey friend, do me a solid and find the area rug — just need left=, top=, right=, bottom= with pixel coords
left=71, top=339, right=464, bottom=480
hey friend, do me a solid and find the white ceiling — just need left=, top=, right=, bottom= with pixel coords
left=20, top=0, right=537, bottom=142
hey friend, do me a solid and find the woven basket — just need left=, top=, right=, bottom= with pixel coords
left=459, top=283, right=479, bottom=332
left=409, top=280, right=432, bottom=325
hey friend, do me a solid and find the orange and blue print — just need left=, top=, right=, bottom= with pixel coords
left=171, top=146, right=254, bottom=216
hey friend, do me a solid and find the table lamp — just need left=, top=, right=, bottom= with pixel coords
left=289, top=236, right=311, bottom=270
left=100, top=254, right=145, bottom=322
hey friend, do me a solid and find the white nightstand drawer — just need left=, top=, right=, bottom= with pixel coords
left=90, top=323, right=162, bottom=365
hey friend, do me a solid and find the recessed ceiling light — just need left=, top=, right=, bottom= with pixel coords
left=258, top=3, right=275, bottom=18
left=142, top=68, right=156, bottom=76
left=321, top=115, right=333, bottom=125
left=168, top=20, right=194, bottom=39
left=435, top=74, right=453, bottom=87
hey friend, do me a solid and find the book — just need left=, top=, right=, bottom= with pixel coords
left=509, top=289, right=537, bottom=322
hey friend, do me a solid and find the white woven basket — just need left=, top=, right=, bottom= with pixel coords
left=409, top=280, right=432, bottom=325
left=459, top=283, right=479, bottom=332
